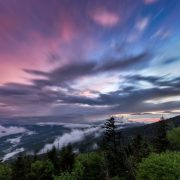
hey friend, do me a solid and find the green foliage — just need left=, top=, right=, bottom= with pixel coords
left=76, top=152, right=105, bottom=180
left=136, top=152, right=180, bottom=180
left=59, top=144, right=75, bottom=172
left=54, top=160, right=84, bottom=180
left=29, top=160, right=54, bottom=180
left=55, top=152, right=104, bottom=180
left=126, top=134, right=150, bottom=179
left=111, top=176, right=125, bottom=180
left=167, top=127, right=180, bottom=150
left=0, top=164, right=12, bottom=180
left=12, top=155, right=32, bottom=180
left=54, top=172, right=76, bottom=180
left=47, top=147, right=60, bottom=173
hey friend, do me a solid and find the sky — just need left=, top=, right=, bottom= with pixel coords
left=0, top=0, right=180, bottom=123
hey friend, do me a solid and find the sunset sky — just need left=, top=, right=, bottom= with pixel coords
left=0, top=0, right=180, bottom=122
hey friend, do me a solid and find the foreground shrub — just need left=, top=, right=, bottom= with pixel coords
left=136, top=152, right=180, bottom=180
left=29, top=160, right=54, bottom=180
left=55, top=152, right=104, bottom=180
left=0, top=164, right=12, bottom=180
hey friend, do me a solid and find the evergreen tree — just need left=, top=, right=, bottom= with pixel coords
left=47, top=146, right=60, bottom=174
left=153, top=116, right=169, bottom=153
left=130, top=134, right=150, bottom=162
left=126, top=134, right=150, bottom=179
left=103, top=117, right=126, bottom=178
left=59, top=144, right=75, bottom=172
left=12, top=155, right=31, bottom=180
left=28, top=160, right=54, bottom=180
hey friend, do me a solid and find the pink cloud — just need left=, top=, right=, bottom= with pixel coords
left=90, top=9, right=120, bottom=27
left=144, top=0, right=158, bottom=4
left=129, top=118, right=159, bottom=123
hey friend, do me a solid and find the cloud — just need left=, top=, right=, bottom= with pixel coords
left=0, top=69, right=180, bottom=121
left=144, top=0, right=158, bottom=4
left=37, top=122, right=92, bottom=129
left=38, top=127, right=102, bottom=154
left=28, top=52, right=150, bottom=87
left=0, top=125, right=26, bottom=138
left=2, top=148, right=24, bottom=162
left=6, top=136, right=22, bottom=146
left=163, top=57, right=180, bottom=65
left=90, top=9, right=120, bottom=27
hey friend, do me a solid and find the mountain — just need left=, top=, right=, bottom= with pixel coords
left=121, top=115, right=180, bottom=140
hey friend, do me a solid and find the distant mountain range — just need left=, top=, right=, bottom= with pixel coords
left=122, top=115, right=180, bottom=139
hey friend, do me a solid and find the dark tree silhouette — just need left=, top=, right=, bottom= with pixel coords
left=47, top=146, right=60, bottom=174
left=59, top=144, right=75, bottom=172
left=12, top=155, right=31, bottom=180
left=103, top=116, right=126, bottom=178
left=153, top=116, right=169, bottom=153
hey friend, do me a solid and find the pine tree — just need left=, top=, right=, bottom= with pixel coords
left=125, top=133, right=150, bottom=179
left=154, top=116, right=169, bottom=153
left=59, top=144, right=75, bottom=172
left=103, top=116, right=126, bottom=178
left=47, top=146, right=60, bottom=174
left=12, top=155, right=31, bottom=180
left=103, top=116, right=117, bottom=153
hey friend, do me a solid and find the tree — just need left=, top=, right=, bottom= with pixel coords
left=136, top=152, right=180, bottom=180
left=59, top=144, right=75, bottom=172
left=0, top=164, right=12, bottom=180
left=54, top=172, right=76, bottom=180
left=103, top=117, right=126, bottom=178
left=55, top=159, right=84, bottom=180
left=12, top=155, right=31, bottom=180
left=29, top=160, right=54, bottom=180
left=167, top=127, right=180, bottom=150
left=126, top=134, right=150, bottom=179
left=76, top=152, right=105, bottom=180
left=103, top=117, right=117, bottom=153
left=47, top=146, right=60, bottom=173
left=129, top=134, right=150, bottom=162
left=153, top=116, right=169, bottom=153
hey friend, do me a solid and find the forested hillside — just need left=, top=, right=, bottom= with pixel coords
left=0, top=116, right=180, bottom=180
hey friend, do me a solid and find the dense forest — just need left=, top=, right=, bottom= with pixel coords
left=0, top=116, right=180, bottom=180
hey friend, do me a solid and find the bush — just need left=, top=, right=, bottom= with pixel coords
left=167, top=127, right=180, bottom=150
left=54, top=172, right=76, bottom=180
left=55, top=152, right=104, bottom=180
left=29, top=160, right=54, bottom=180
left=0, top=164, right=12, bottom=180
left=76, top=152, right=104, bottom=180
left=136, top=152, right=180, bottom=180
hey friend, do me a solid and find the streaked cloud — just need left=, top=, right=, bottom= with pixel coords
left=144, top=0, right=158, bottom=4
left=0, top=0, right=179, bottom=122
left=90, top=9, right=120, bottom=27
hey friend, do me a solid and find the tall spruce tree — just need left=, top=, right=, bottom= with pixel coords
left=154, top=116, right=169, bottom=153
left=103, top=116, right=126, bottom=178
left=59, top=144, right=75, bottom=172
left=47, top=146, right=60, bottom=174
